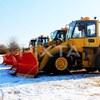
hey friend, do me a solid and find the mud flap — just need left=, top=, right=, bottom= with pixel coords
left=14, top=52, right=38, bottom=77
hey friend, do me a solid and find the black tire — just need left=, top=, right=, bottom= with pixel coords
left=94, top=54, right=100, bottom=72
left=85, top=68, right=97, bottom=72
left=46, top=52, right=72, bottom=75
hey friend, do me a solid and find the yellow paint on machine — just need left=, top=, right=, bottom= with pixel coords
left=39, top=42, right=68, bottom=71
left=55, top=57, right=68, bottom=71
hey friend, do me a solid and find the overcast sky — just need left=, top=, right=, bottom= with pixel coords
left=0, top=0, right=100, bottom=47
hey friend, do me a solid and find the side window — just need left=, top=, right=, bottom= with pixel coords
left=60, top=34, right=64, bottom=40
left=87, top=24, right=95, bottom=37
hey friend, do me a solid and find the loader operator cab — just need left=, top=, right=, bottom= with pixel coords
left=67, top=20, right=96, bottom=39
left=50, top=29, right=68, bottom=46
left=51, top=29, right=68, bottom=41
left=37, top=36, right=49, bottom=46
left=29, top=36, right=49, bottom=47
left=29, top=36, right=50, bottom=56
left=29, top=39, right=36, bottom=47
left=66, top=17, right=99, bottom=49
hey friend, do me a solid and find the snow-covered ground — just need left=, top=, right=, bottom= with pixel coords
left=0, top=64, right=100, bottom=100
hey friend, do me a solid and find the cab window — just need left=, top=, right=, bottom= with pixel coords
left=72, top=23, right=85, bottom=38
left=87, top=24, right=95, bottom=37
left=72, top=21, right=96, bottom=38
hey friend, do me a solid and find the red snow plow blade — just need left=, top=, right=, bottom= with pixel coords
left=14, top=52, right=38, bottom=77
left=0, top=54, right=16, bottom=65
left=11, top=55, right=22, bottom=70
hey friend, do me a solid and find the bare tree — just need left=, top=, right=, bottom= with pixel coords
left=7, top=37, right=20, bottom=52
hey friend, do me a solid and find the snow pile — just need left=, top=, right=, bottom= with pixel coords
left=0, top=64, right=100, bottom=100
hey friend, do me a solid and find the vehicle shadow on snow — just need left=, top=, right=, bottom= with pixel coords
left=38, top=69, right=100, bottom=81
left=0, top=67, right=100, bottom=86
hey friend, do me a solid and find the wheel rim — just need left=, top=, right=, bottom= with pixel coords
left=55, top=57, right=68, bottom=71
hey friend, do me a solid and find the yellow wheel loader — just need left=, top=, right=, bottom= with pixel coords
left=65, top=17, right=100, bottom=72
left=17, top=28, right=69, bottom=77
left=38, top=17, right=100, bottom=76
left=29, top=35, right=50, bottom=47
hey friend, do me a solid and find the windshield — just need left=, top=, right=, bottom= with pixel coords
left=67, top=21, right=76, bottom=38
left=29, top=39, right=36, bottom=47
left=67, top=20, right=96, bottom=38
left=37, top=37, right=49, bottom=45
left=51, top=30, right=67, bottom=41
left=51, top=30, right=58, bottom=40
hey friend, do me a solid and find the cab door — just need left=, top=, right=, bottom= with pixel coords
left=84, top=21, right=99, bottom=47
left=68, top=22, right=86, bottom=52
